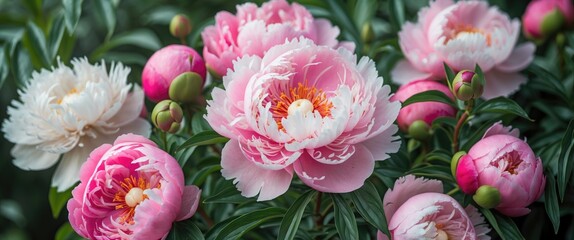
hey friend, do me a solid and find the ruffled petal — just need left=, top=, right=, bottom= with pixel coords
left=483, top=121, right=520, bottom=139
left=495, top=43, right=535, bottom=73
left=391, top=60, right=433, bottom=85
left=383, top=175, right=443, bottom=221
left=482, top=70, right=527, bottom=99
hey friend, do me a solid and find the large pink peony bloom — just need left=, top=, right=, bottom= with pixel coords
left=67, top=134, right=201, bottom=239
left=455, top=122, right=545, bottom=217
left=205, top=38, right=401, bottom=201
left=392, top=0, right=536, bottom=99
left=378, top=175, right=490, bottom=240
left=142, top=45, right=206, bottom=102
left=390, top=79, right=456, bottom=132
left=201, top=0, right=354, bottom=77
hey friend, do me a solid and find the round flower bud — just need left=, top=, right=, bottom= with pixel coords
left=169, top=72, right=203, bottom=103
left=170, top=14, right=192, bottom=38
left=522, top=0, right=574, bottom=41
left=407, top=120, right=430, bottom=140
left=450, top=151, right=466, bottom=177
left=151, top=100, right=184, bottom=133
left=361, top=23, right=375, bottom=44
left=452, top=70, right=483, bottom=101
left=472, top=185, right=501, bottom=209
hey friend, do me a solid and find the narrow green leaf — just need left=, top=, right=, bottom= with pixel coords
left=48, top=13, right=66, bottom=60
left=277, top=190, right=316, bottom=240
left=347, top=181, right=389, bottom=236
left=444, top=62, right=456, bottom=90
left=166, top=219, right=204, bottom=240
left=558, top=119, right=574, bottom=201
left=55, top=222, right=82, bottom=240
left=331, top=194, right=359, bottom=240
left=388, top=0, right=405, bottom=32
left=544, top=174, right=560, bottom=233
left=0, top=46, right=8, bottom=89
left=203, top=184, right=247, bottom=204
left=526, top=65, right=570, bottom=105
left=325, top=0, right=360, bottom=42
left=48, top=187, right=73, bottom=219
left=63, top=0, right=84, bottom=33
left=176, top=131, right=228, bottom=152
left=402, top=90, right=456, bottom=108
left=494, top=213, right=525, bottom=240
left=91, top=29, right=161, bottom=60
left=26, top=21, right=51, bottom=66
left=480, top=208, right=503, bottom=239
left=474, top=97, right=533, bottom=121
left=94, top=0, right=116, bottom=40
left=213, top=207, right=285, bottom=240
left=10, top=42, right=33, bottom=85
left=353, top=0, right=376, bottom=27
left=190, top=165, right=222, bottom=186
left=192, top=110, right=213, bottom=133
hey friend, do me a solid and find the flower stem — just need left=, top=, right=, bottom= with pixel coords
left=447, top=187, right=459, bottom=196
left=452, top=111, right=468, bottom=153
left=314, top=192, right=323, bottom=229
left=161, top=131, right=168, bottom=152
left=197, top=204, right=214, bottom=228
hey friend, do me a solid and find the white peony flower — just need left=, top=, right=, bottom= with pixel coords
left=2, top=58, right=151, bottom=191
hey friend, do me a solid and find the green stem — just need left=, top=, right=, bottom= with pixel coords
left=314, top=192, right=323, bottom=229
left=452, top=100, right=474, bottom=152
left=447, top=187, right=459, bottom=196
left=161, top=131, right=168, bottom=152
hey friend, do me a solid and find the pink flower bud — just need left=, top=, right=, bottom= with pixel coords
left=142, top=45, right=207, bottom=102
left=170, top=14, right=192, bottom=38
left=390, top=79, right=456, bottom=132
left=523, top=0, right=567, bottom=40
left=452, top=70, right=484, bottom=101
left=455, top=122, right=545, bottom=217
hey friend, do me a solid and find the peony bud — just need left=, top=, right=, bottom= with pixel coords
left=452, top=70, right=483, bottom=101
left=142, top=45, right=206, bottom=102
left=170, top=14, right=192, bottom=38
left=523, top=0, right=565, bottom=40
left=151, top=100, right=183, bottom=133
left=407, top=120, right=430, bottom=140
left=361, top=23, right=375, bottom=44
left=390, top=79, right=456, bottom=133
left=169, top=72, right=203, bottom=103
left=450, top=151, right=466, bottom=176
left=472, top=185, right=501, bottom=209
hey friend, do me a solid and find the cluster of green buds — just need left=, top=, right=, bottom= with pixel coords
left=451, top=70, right=484, bottom=101
left=151, top=100, right=184, bottom=133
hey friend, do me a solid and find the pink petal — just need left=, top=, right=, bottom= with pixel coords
left=482, top=121, right=520, bottom=139
left=495, top=43, right=536, bottom=73
left=391, top=60, right=433, bottom=85
left=361, top=124, right=400, bottom=161
left=221, top=140, right=293, bottom=201
left=114, top=132, right=156, bottom=146
left=293, top=144, right=374, bottom=193
left=382, top=175, right=443, bottom=221
left=175, top=186, right=202, bottom=221
left=482, top=70, right=527, bottom=99
left=455, top=154, right=479, bottom=194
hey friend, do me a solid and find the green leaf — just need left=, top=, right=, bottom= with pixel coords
left=55, top=222, right=82, bottom=240
left=63, top=0, right=83, bottom=33
left=388, top=0, right=405, bottom=32
left=94, top=0, right=116, bottom=41
left=203, top=184, right=247, bottom=204
left=48, top=13, right=66, bottom=60
left=331, top=194, right=359, bottom=240
left=544, top=174, right=560, bottom=234
left=190, top=164, right=222, bottom=186
left=480, top=208, right=525, bottom=240
left=526, top=64, right=570, bottom=105
left=176, top=131, right=228, bottom=152
left=10, top=42, right=33, bottom=85
left=444, top=62, right=456, bottom=90
left=347, top=181, right=389, bottom=236
left=353, top=0, right=376, bottom=27
left=401, top=90, right=456, bottom=108
left=91, top=29, right=162, bottom=60
left=26, top=21, right=51, bottom=66
left=213, top=207, right=285, bottom=240
left=277, top=190, right=316, bottom=240
left=48, top=187, right=73, bottom=219
left=192, top=110, right=213, bottom=133
left=558, top=119, right=574, bottom=201
left=166, top=219, right=204, bottom=240
left=325, top=0, right=360, bottom=43
left=474, top=97, right=533, bottom=121
left=0, top=46, right=7, bottom=89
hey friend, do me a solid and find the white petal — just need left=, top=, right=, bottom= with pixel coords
left=11, top=144, right=60, bottom=170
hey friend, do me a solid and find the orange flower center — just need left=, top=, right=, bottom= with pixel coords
left=447, top=24, right=492, bottom=46
left=113, top=175, right=160, bottom=224
left=270, top=83, right=333, bottom=129
left=57, top=88, right=78, bottom=104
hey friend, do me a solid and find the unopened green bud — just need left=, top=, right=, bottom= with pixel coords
left=540, top=9, right=565, bottom=36
left=451, top=151, right=467, bottom=176
left=408, top=120, right=430, bottom=140
left=361, top=23, right=375, bottom=44
left=170, top=14, right=192, bottom=38
left=169, top=72, right=203, bottom=103
left=472, top=185, right=501, bottom=209
left=151, top=100, right=183, bottom=133
left=452, top=70, right=483, bottom=101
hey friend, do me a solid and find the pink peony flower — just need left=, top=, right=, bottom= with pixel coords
left=142, top=44, right=206, bottom=102
left=205, top=38, right=401, bottom=201
left=392, top=0, right=536, bottom=99
left=523, top=0, right=574, bottom=39
left=67, top=134, right=201, bottom=239
left=201, top=0, right=354, bottom=77
left=455, top=122, right=545, bottom=217
left=390, top=79, right=456, bottom=132
left=379, top=175, right=490, bottom=240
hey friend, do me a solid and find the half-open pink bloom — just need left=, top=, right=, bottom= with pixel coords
left=378, top=175, right=490, bottom=240
left=390, top=79, right=456, bottom=132
left=393, top=0, right=536, bottom=99
left=455, top=122, right=545, bottom=217
left=142, top=45, right=206, bottom=102
left=201, top=0, right=354, bottom=77
left=67, top=134, right=201, bottom=239
left=206, top=38, right=400, bottom=201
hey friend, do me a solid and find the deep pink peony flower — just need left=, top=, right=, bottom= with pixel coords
left=67, top=134, right=201, bottom=239
left=455, top=122, right=545, bottom=217
left=390, top=79, right=456, bottom=132
left=142, top=45, right=206, bottom=102
left=523, top=0, right=574, bottom=39
left=392, top=0, right=536, bottom=99
left=378, top=175, right=490, bottom=240
left=201, top=0, right=354, bottom=77
left=205, top=38, right=401, bottom=201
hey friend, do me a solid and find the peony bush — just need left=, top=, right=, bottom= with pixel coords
left=0, top=0, right=573, bottom=239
